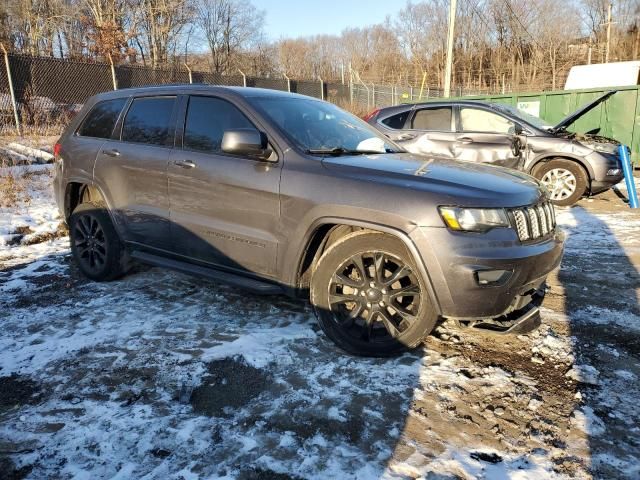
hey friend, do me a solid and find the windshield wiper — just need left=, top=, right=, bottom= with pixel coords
left=306, top=147, right=400, bottom=156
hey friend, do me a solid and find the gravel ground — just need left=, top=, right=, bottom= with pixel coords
left=0, top=164, right=639, bottom=479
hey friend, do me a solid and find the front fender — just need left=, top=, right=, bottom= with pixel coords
left=283, top=214, right=443, bottom=316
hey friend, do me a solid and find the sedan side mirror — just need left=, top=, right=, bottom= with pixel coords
left=221, top=129, right=274, bottom=161
left=513, top=123, right=523, bottom=135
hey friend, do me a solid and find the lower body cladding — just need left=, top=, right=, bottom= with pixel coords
left=411, top=226, right=565, bottom=334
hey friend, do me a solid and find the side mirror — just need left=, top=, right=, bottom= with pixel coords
left=221, top=129, right=274, bottom=161
left=513, top=123, right=524, bottom=135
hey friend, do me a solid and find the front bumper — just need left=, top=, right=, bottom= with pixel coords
left=587, top=151, right=624, bottom=194
left=411, top=225, right=564, bottom=321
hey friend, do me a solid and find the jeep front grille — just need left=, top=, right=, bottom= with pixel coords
left=509, top=201, right=555, bottom=242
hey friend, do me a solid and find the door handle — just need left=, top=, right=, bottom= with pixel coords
left=102, top=149, right=120, bottom=157
left=173, top=160, right=196, bottom=169
left=396, top=133, right=416, bottom=141
left=458, top=137, right=474, bottom=144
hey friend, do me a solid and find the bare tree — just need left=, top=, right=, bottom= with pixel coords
left=131, top=0, right=193, bottom=67
left=195, top=0, right=264, bottom=74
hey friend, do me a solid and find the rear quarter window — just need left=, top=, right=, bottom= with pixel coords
left=380, top=111, right=410, bottom=129
left=77, top=98, right=126, bottom=138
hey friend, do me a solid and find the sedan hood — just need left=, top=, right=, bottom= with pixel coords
left=551, top=90, right=616, bottom=132
left=321, top=152, right=545, bottom=208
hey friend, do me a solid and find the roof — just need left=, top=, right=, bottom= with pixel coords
left=92, top=84, right=313, bottom=101
left=377, top=99, right=493, bottom=114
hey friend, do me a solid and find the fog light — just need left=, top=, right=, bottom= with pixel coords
left=607, top=168, right=621, bottom=176
left=476, top=269, right=512, bottom=286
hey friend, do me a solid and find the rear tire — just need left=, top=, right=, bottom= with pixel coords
left=310, top=231, right=438, bottom=356
left=69, top=202, right=129, bottom=281
left=533, top=159, right=587, bottom=206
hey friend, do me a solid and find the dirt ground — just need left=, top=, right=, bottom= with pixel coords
left=0, top=168, right=639, bottom=479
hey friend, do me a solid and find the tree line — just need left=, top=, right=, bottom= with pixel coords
left=1, top=0, right=638, bottom=92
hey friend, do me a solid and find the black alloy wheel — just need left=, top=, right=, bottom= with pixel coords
left=328, top=251, right=421, bottom=342
left=73, top=212, right=107, bottom=272
left=311, top=231, right=438, bottom=356
left=69, top=202, right=129, bottom=281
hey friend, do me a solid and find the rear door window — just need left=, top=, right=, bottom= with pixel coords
left=77, top=98, right=126, bottom=138
left=183, top=96, right=254, bottom=153
left=411, top=107, right=453, bottom=131
left=121, top=96, right=176, bottom=146
left=460, top=107, right=514, bottom=134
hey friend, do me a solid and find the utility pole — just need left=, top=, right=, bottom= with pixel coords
left=605, top=2, right=613, bottom=63
left=443, top=0, right=457, bottom=98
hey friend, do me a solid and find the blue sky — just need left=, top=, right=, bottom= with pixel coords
left=252, top=0, right=400, bottom=39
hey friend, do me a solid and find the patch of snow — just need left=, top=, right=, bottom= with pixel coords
left=614, top=369, right=637, bottom=381
left=388, top=446, right=568, bottom=480
left=0, top=164, right=61, bottom=247
left=556, top=205, right=640, bottom=254
left=566, top=365, right=600, bottom=385
left=571, top=406, right=606, bottom=437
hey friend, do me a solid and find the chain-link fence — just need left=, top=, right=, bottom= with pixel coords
left=1, top=52, right=476, bottom=136
left=350, top=82, right=494, bottom=111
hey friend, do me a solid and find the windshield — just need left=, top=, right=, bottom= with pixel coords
left=252, top=97, right=403, bottom=154
left=492, top=104, right=549, bottom=130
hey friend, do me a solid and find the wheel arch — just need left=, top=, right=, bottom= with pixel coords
left=63, top=182, right=125, bottom=241
left=64, top=182, right=107, bottom=220
left=292, top=217, right=442, bottom=315
left=528, top=154, right=593, bottom=186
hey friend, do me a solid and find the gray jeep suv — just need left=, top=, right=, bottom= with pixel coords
left=53, top=86, right=564, bottom=356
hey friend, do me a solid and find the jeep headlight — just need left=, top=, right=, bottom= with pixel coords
left=439, top=207, right=510, bottom=232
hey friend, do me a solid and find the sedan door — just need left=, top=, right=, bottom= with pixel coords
left=168, top=95, right=281, bottom=278
left=94, top=95, right=177, bottom=251
left=454, top=106, right=523, bottom=169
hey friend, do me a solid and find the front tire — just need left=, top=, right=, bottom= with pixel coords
left=69, top=202, right=129, bottom=281
left=310, top=231, right=438, bottom=356
left=533, top=159, right=587, bottom=206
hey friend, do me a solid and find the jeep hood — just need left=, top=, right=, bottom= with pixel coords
left=551, top=90, right=616, bottom=132
left=321, top=153, right=544, bottom=208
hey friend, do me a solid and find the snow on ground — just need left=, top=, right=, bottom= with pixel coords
left=0, top=164, right=63, bottom=250
left=0, top=162, right=639, bottom=479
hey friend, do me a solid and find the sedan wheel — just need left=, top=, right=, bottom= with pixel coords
left=541, top=168, right=577, bottom=202
left=533, top=159, right=588, bottom=207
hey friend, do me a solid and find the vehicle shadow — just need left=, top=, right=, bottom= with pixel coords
left=1, top=210, right=428, bottom=479
left=551, top=204, right=640, bottom=479
left=381, top=202, right=640, bottom=478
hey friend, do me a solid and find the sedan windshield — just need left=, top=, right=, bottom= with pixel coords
left=493, top=104, right=550, bottom=130
left=252, top=97, right=403, bottom=155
